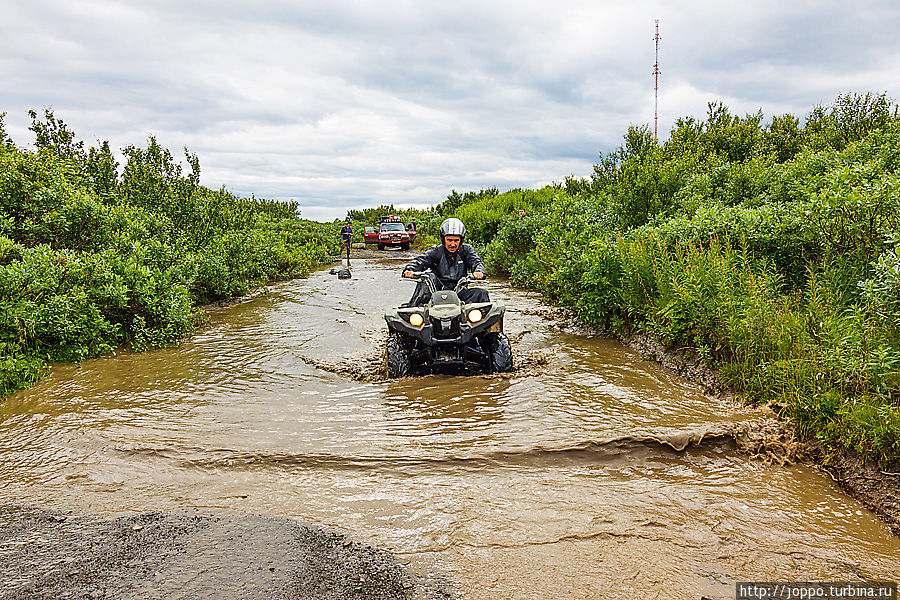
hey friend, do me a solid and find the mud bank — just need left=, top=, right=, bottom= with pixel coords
left=619, top=329, right=900, bottom=536
left=826, top=448, right=900, bottom=537
left=0, top=505, right=454, bottom=600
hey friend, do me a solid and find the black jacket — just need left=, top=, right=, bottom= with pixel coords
left=404, top=243, right=485, bottom=290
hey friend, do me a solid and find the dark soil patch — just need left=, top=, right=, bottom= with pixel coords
left=823, top=449, right=900, bottom=536
left=0, top=505, right=454, bottom=600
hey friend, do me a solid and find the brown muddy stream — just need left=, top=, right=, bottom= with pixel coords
left=2, top=255, right=898, bottom=599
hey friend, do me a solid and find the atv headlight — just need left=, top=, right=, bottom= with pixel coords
left=467, top=309, right=483, bottom=323
left=408, top=312, right=425, bottom=327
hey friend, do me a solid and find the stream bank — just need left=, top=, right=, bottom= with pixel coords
left=620, top=329, right=900, bottom=536
left=2, top=257, right=898, bottom=599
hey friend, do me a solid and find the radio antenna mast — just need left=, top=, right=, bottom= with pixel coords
left=653, top=19, right=661, bottom=141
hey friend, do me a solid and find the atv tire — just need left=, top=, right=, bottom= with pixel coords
left=401, top=243, right=410, bottom=251
left=385, top=333, right=411, bottom=377
left=484, top=332, right=513, bottom=373
left=378, top=243, right=386, bottom=251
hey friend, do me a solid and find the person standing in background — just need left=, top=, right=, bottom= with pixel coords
left=340, top=220, right=353, bottom=263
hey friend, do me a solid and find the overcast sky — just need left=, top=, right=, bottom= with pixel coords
left=3, top=0, right=899, bottom=220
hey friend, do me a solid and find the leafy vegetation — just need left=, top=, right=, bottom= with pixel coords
left=7, top=93, right=900, bottom=467
left=1, top=110, right=339, bottom=396
left=456, top=93, right=900, bottom=466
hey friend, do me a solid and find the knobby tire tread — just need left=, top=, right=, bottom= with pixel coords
left=485, top=332, right=513, bottom=373
left=386, top=333, right=411, bottom=378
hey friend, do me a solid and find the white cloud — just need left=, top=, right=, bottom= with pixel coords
left=2, top=0, right=900, bottom=219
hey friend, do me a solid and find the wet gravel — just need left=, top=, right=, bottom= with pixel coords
left=0, top=505, right=454, bottom=600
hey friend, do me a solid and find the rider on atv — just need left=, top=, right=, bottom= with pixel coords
left=402, top=218, right=488, bottom=306
left=386, top=217, right=510, bottom=375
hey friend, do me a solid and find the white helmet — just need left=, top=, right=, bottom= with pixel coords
left=440, top=218, right=466, bottom=243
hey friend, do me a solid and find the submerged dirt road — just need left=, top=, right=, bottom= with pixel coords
left=1, top=255, right=899, bottom=599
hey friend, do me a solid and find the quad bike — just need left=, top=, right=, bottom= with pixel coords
left=384, top=272, right=513, bottom=377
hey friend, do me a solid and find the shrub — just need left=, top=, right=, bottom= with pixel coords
left=0, top=111, right=336, bottom=397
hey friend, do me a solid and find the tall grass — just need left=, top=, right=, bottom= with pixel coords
left=460, top=94, right=900, bottom=466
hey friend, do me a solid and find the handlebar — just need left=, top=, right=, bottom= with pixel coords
left=401, top=271, right=487, bottom=295
left=401, top=270, right=488, bottom=282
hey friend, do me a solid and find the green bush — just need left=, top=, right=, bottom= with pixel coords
left=0, top=110, right=336, bottom=397
left=461, top=93, right=900, bottom=465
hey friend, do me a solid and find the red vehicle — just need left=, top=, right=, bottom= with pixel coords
left=363, top=217, right=417, bottom=250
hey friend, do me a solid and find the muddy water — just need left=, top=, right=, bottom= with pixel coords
left=1, top=256, right=898, bottom=599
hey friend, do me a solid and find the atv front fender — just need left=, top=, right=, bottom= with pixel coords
left=384, top=302, right=504, bottom=345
